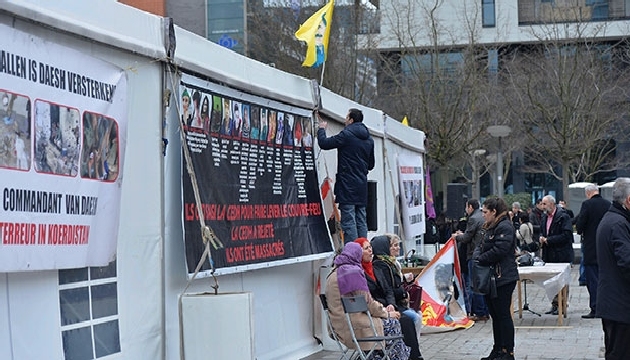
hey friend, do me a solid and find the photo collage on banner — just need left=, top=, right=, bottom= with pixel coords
left=397, top=154, right=425, bottom=239
left=0, top=24, right=127, bottom=271
left=180, top=73, right=331, bottom=273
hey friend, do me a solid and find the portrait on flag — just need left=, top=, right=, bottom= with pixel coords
left=295, top=0, right=335, bottom=68
left=416, top=238, right=474, bottom=333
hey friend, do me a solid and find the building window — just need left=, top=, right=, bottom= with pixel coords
left=59, top=261, right=120, bottom=359
left=482, top=0, right=496, bottom=27
left=518, top=0, right=623, bottom=24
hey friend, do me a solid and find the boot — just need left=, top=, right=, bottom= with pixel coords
left=480, top=347, right=501, bottom=360
left=496, top=348, right=515, bottom=360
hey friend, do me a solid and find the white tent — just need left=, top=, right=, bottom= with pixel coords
left=0, top=1, right=426, bottom=359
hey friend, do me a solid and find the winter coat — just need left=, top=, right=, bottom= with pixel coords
left=595, top=202, right=630, bottom=324
left=325, top=268, right=387, bottom=350
left=541, top=206, right=574, bottom=263
left=371, top=259, right=409, bottom=312
left=317, top=122, right=375, bottom=205
left=575, top=194, right=611, bottom=265
left=473, top=214, right=519, bottom=288
left=455, top=208, right=484, bottom=259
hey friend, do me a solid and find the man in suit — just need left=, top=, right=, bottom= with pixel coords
left=575, top=184, right=611, bottom=319
left=540, top=195, right=574, bottom=315
left=453, top=199, right=488, bottom=320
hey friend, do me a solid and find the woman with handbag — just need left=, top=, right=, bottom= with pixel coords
left=473, top=198, right=519, bottom=360
left=355, top=237, right=424, bottom=360
left=516, top=212, right=539, bottom=254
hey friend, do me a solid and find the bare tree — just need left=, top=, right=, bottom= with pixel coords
left=502, top=18, right=630, bottom=201
left=369, top=0, right=519, bottom=208
left=246, top=0, right=378, bottom=102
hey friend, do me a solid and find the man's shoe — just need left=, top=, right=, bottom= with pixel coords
left=582, top=311, right=597, bottom=319
left=545, top=306, right=558, bottom=315
left=470, top=314, right=490, bottom=322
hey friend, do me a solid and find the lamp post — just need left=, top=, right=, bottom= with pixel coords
left=470, top=149, right=486, bottom=200
left=486, top=125, right=512, bottom=198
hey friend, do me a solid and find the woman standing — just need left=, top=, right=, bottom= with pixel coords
left=325, top=242, right=410, bottom=360
left=473, top=198, right=518, bottom=360
left=516, top=212, right=538, bottom=253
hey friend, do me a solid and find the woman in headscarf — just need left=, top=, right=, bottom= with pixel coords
left=325, top=242, right=410, bottom=360
left=473, top=197, right=518, bottom=360
left=370, top=235, right=424, bottom=359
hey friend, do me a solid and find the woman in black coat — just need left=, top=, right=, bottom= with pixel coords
left=473, top=197, right=518, bottom=360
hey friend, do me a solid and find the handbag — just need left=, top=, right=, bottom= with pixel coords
left=517, top=252, right=534, bottom=266
left=471, top=261, right=497, bottom=297
left=403, top=282, right=423, bottom=312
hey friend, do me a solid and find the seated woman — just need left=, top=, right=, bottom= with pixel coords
left=325, top=242, right=410, bottom=360
left=370, top=236, right=424, bottom=346
left=356, top=237, right=424, bottom=360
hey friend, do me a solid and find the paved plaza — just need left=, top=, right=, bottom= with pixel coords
left=303, top=266, right=605, bottom=360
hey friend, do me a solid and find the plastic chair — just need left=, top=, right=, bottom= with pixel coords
left=340, top=295, right=404, bottom=360
left=319, top=294, right=355, bottom=360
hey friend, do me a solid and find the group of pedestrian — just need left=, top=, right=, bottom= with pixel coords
left=318, top=108, right=630, bottom=359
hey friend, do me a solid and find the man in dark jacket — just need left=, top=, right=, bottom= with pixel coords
left=575, top=184, right=611, bottom=319
left=529, top=198, right=544, bottom=246
left=540, top=195, right=574, bottom=315
left=317, top=108, right=375, bottom=243
left=453, top=199, right=488, bottom=320
left=596, top=177, right=630, bottom=360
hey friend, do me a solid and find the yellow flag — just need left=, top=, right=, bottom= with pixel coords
left=295, top=0, right=334, bottom=68
left=402, top=116, right=409, bottom=126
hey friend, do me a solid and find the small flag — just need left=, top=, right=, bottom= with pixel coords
left=295, top=0, right=334, bottom=68
left=402, top=116, right=409, bottom=126
left=425, top=164, right=436, bottom=219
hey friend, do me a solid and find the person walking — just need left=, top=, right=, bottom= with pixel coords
left=473, top=197, right=518, bottom=360
left=453, top=199, right=489, bottom=321
left=540, top=194, right=574, bottom=315
left=575, top=183, right=611, bottom=319
left=317, top=108, right=375, bottom=243
left=596, top=177, right=630, bottom=360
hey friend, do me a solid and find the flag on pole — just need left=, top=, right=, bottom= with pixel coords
left=295, top=0, right=334, bottom=68
left=425, top=164, right=436, bottom=219
left=416, top=238, right=473, bottom=333
left=402, top=116, right=409, bottom=126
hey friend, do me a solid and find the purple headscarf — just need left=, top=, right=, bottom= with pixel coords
left=334, top=242, right=370, bottom=295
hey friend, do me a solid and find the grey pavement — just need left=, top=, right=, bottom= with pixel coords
left=302, top=265, right=605, bottom=360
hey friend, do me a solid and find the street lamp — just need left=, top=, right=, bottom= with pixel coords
left=487, top=125, right=512, bottom=198
left=470, top=149, right=486, bottom=200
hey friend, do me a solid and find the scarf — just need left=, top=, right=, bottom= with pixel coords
left=354, top=237, right=375, bottom=280
left=334, top=243, right=369, bottom=295
left=371, top=235, right=397, bottom=268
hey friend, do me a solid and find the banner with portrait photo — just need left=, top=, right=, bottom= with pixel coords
left=397, top=154, right=425, bottom=239
left=0, top=24, right=127, bottom=271
left=180, top=73, right=331, bottom=274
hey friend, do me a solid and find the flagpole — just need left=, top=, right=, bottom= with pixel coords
left=320, top=61, right=326, bottom=87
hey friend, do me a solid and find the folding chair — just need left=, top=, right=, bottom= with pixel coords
left=319, top=294, right=356, bottom=360
left=340, top=295, right=404, bottom=360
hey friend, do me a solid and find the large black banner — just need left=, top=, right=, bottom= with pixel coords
left=180, top=75, right=332, bottom=273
